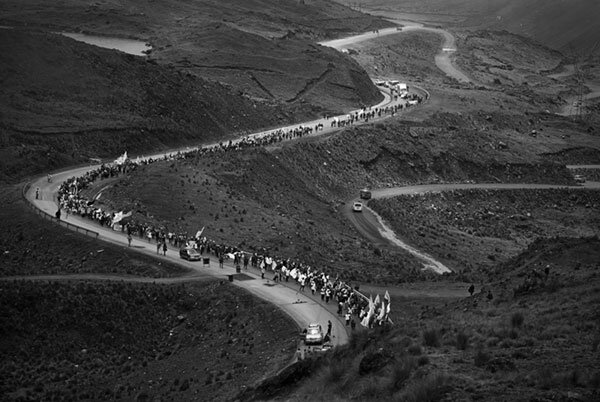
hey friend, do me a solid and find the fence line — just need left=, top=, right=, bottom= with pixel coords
left=22, top=181, right=99, bottom=240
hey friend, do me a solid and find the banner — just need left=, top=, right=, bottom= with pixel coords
left=114, top=151, right=128, bottom=165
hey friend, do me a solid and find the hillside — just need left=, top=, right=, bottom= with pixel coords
left=354, top=0, right=600, bottom=55
left=241, top=236, right=600, bottom=401
left=0, top=0, right=390, bottom=121
left=98, top=109, right=597, bottom=283
left=0, top=28, right=290, bottom=182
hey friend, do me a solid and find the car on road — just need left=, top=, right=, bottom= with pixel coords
left=305, top=323, right=324, bottom=345
left=360, top=188, right=372, bottom=200
left=574, top=175, right=586, bottom=184
left=352, top=202, right=363, bottom=212
left=179, top=248, right=202, bottom=261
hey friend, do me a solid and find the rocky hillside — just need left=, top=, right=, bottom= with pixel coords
left=238, top=236, right=600, bottom=401
left=0, top=0, right=390, bottom=119
left=0, top=28, right=290, bottom=182
left=360, top=0, right=600, bottom=54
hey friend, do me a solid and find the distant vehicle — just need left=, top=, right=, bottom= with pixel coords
left=179, top=248, right=202, bottom=261
left=352, top=202, right=363, bottom=212
left=360, top=189, right=372, bottom=200
left=374, top=80, right=386, bottom=86
left=574, top=175, right=586, bottom=184
left=305, top=323, right=324, bottom=345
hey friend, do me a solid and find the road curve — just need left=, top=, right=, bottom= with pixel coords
left=346, top=180, right=600, bottom=274
left=22, top=21, right=452, bottom=348
left=26, top=166, right=349, bottom=347
left=319, top=20, right=472, bottom=84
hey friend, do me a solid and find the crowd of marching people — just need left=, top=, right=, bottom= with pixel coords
left=51, top=93, right=416, bottom=329
left=55, top=160, right=392, bottom=329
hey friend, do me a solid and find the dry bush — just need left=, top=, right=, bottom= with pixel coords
left=389, top=356, right=418, bottom=392
left=396, top=373, right=453, bottom=402
left=511, top=311, right=525, bottom=329
left=474, top=348, right=491, bottom=368
left=417, top=356, right=429, bottom=366
left=423, top=328, right=441, bottom=348
left=349, top=330, right=372, bottom=351
left=323, top=363, right=346, bottom=385
left=456, top=330, right=469, bottom=350
left=407, top=344, right=423, bottom=356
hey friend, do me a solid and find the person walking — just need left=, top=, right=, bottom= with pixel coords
left=127, top=234, right=132, bottom=247
left=156, top=242, right=161, bottom=255
left=162, top=242, right=167, bottom=256
left=326, top=320, right=332, bottom=338
left=219, top=254, right=224, bottom=269
left=35, top=187, right=40, bottom=200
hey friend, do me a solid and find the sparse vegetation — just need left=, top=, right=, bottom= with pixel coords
left=0, top=280, right=297, bottom=401
left=396, top=373, right=453, bottom=402
left=423, top=328, right=441, bottom=347
left=511, top=312, right=525, bottom=329
left=456, top=330, right=469, bottom=350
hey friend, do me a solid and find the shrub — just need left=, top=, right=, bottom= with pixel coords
left=474, top=348, right=491, bottom=368
left=349, top=330, right=372, bottom=352
left=423, top=328, right=440, bottom=348
left=389, top=356, right=417, bottom=391
left=324, top=363, right=346, bottom=384
left=456, top=330, right=469, bottom=350
left=407, top=344, right=422, bottom=356
left=592, top=334, right=600, bottom=353
left=397, top=373, right=453, bottom=402
left=359, top=348, right=394, bottom=375
left=511, top=312, right=524, bottom=329
left=589, top=371, right=600, bottom=389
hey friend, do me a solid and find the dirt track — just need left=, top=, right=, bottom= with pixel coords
left=320, top=20, right=472, bottom=84
left=344, top=178, right=600, bottom=274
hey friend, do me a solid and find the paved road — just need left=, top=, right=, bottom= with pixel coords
left=23, top=19, right=453, bottom=349
left=24, top=25, right=435, bottom=347
left=344, top=179, right=600, bottom=274
left=320, top=20, right=472, bottom=84
left=27, top=166, right=350, bottom=347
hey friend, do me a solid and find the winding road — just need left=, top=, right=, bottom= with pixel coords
left=320, top=20, right=472, bottom=84
left=344, top=178, right=600, bottom=274
left=21, top=19, right=479, bottom=347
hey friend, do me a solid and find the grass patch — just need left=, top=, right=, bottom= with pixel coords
left=423, top=328, right=441, bottom=347
left=511, top=311, right=525, bottom=329
left=474, top=347, right=491, bottom=368
left=396, top=373, right=453, bottom=402
left=456, top=330, right=469, bottom=350
left=389, top=356, right=418, bottom=392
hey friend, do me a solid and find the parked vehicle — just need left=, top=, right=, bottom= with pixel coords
left=360, top=188, right=372, bottom=200
left=179, top=248, right=202, bottom=261
left=305, top=323, right=324, bottom=345
left=352, top=202, right=363, bottom=212
left=574, top=175, right=586, bottom=184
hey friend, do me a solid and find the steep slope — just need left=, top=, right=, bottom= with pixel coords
left=0, top=29, right=287, bottom=182
left=359, top=0, right=600, bottom=54
left=0, top=0, right=390, bottom=114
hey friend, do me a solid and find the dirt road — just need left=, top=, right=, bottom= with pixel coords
left=345, top=179, right=600, bottom=274
left=23, top=23, right=450, bottom=349
left=320, top=20, right=472, bottom=84
left=26, top=166, right=350, bottom=347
